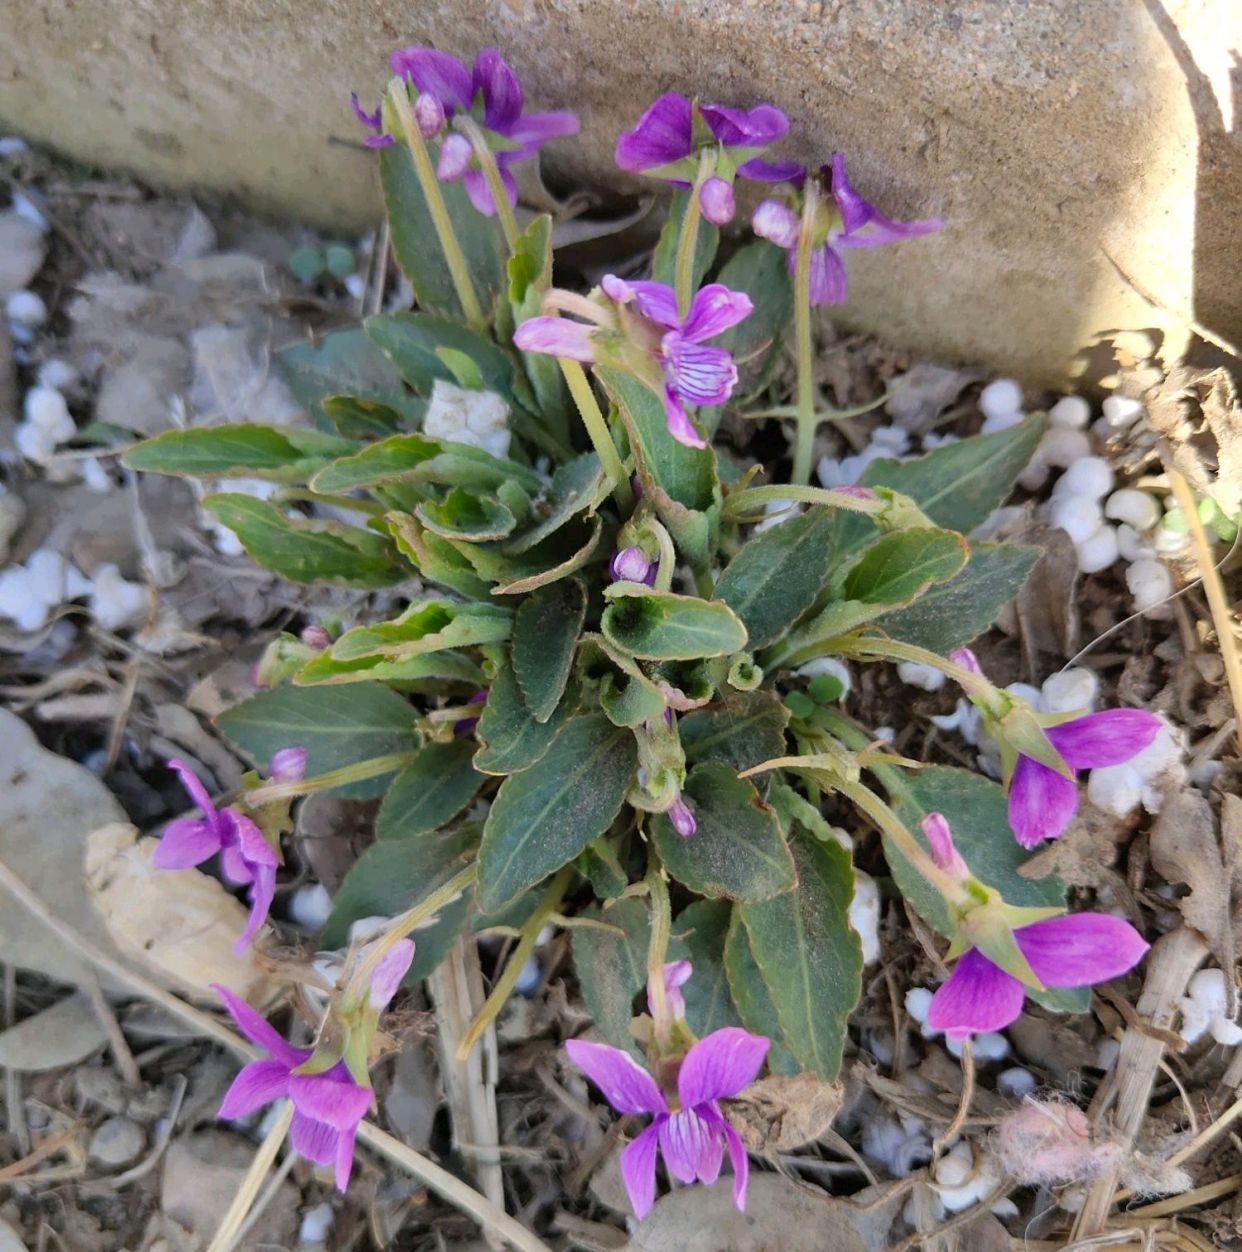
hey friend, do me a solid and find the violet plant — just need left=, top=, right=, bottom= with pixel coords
left=126, top=47, right=1155, bottom=1209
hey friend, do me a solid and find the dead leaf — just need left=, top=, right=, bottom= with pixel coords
left=884, top=362, right=984, bottom=432
left=1009, top=520, right=1079, bottom=658
left=626, top=1173, right=880, bottom=1252
left=0, top=994, right=108, bottom=1071
left=152, top=703, right=243, bottom=792
left=722, top=1073, right=844, bottom=1152
left=85, top=822, right=272, bottom=1004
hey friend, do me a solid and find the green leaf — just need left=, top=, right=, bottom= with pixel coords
left=296, top=647, right=484, bottom=689
left=712, top=506, right=838, bottom=648
left=466, top=515, right=603, bottom=596
left=675, top=900, right=745, bottom=1037
left=416, top=488, right=517, bottom=542
left=740, top=837, right=862, bottom=1080
left=570, top=898, right=649, bottom=1055
left=710, top=240, right=793, bottom=365
left=499, top=454, right=607, bottom=555
left=578, top=634, right=668, bottom=729
left=388, top=513, right=495, bottom=600
left=365, top=312, right=516, bottom=399
left=680, top=690, right=789, bottom=773
left=322, top=829, right=475, bottom=981
left=376, top=740, right=484, bottom=840
left=124, top=424, right=357, bottom=483
left=329, top=599, right=511, bottom=662
left=380, top=141, right=505, bottom=322
left=478, top=714, right=637, bottom=911
left=723, top=909, right=799, bottom=1074
left=512, top=578, right=587, bottom=722
left=840, top=527, right=969, bottom=605
left=203, top=495, right=404, bottom=588
left=874, top=542, right=1040, bottom=653
left=321, top=393, right=423, bottom=440
left=580, top=839, right=629, bottom=900
left=654, top=764, right=796, bottom=903
left=277, top=328, right=420, bottom=429
left=880, top=765, right=1067, bottom=938
left=474, top=663, right=572, bottom=774
left=858, top=417, right=1047, bottom=537
left=602, top=587, right=748, bottom=661
left=217, top=682, right=419, bottom=799
left=651, top=188, right=719, bottom=290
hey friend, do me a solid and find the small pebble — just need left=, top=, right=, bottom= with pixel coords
left=1101, top=395, right=1143, bottom=428
left=1048, top=395, right=1091, bottom=429
left=88, top=1116, right=146, bottom=1169
left=288, top=884, right=333, bottom=930
left=81, top=457, right=113, bottom=494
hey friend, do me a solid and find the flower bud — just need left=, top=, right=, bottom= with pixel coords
left=437, top=132, right=472, bottom=180
left=668, top=797, right=697, bottom=838
left=753, top=198, right=800, bottom=249
left=270, top=746, right=308, bottom=784
left=949, top=647, right=983, bottom=676
left=300, top=623, right=331, bottom=650
left=648, top=959, right=692, bottom=1021
left=367, top=938, right=416, bottom=1011
left=699, top=176, right=735, bottom=225
left=414, top=91, right=445, bottom=137
left=609, top=545, right=656, bottom=584
left=921, top=812, right=969, bottom=879
left=833, top=484, right=877, bottom=500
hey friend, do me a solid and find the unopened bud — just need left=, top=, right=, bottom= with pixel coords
left=609, top=545, right=656, bottom=584
left=414, top=91, right=445, bottom=137
left=921, top=812, right=969, bottom=879
left=270, top=747, right=308, bottom=784
left=752, top=198, right=800, bottom=249
left=300, top=624, right=331, bottom=650
left=668, top=797, right=697, bottom=838
left=437, top=132, right=472, bottom=180
left=949, top=647, right=983, bottom=676
left=699, top=176, right=735, bottom=226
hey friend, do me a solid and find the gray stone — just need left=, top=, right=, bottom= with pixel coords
left=88, top=1117, right=146, bottom=1169
left=1, top=2, right=1239, bottom=382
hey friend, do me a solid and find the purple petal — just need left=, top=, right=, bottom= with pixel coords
left=389, top=48, right=472, bottom=114
left=289, top=1067, right=373, bottom=1129
left=807, top=244, right=848, bottom=306
left=699, top=177, right=735, bottom=226
left=437, top=132, right=473, bottom=181
left=363, top=134, right=396, bottom=149
left=369, top=938, right=416, bottom=1010
left=658, top=1107, right=722, bottom=1185
left=414, top=91, right=445, bottom=138
left=290, top=1110, right=339, bottom=1167
left=334, top=1120, right=358, bottom=1192
left=1046, top=709, right=1162, bottom=770
left=682, top=284, right=754, bottom=342
left=662, top=335, right=737, bottom=407
left=921, top=812, right=968, bottom=878
left=167, top=758, right=217, bottom=825
left=212, top=984, right=311, bottom=1067
left=565, top=1038, right=668, bottom=1115
left=830, top=153, right=942, bottom=248
left=700, top=102, right=789, bottom=148
left=513, top=316, right=596, bottom=362
left=737, top=157, right=806, bottom=184
left=349, top=92, right=381, bottom=132
left=662, top=386, right=708, bottom=449
left=620, top=1120, right=662, bottom=1219
left=611, top=546, right=656, bottom=584
left=925, top=948, right=1026, bottom=1039
left=234, top=811, right=279, bottom=868
left=1016, top=914, right=1150, bottom=989
left=950, top=647, right=984, bottom=676
left=1008, top=755, right=1080, bottom=847
left=649, top=958, right=693, bottom=1019
left=678, top=1027, right=770, bottom=1106
left=718, top=1116, right=751, bottom=1211
left=618, top=279, right=680, bottom=328
left=218, top=1059, right=290, bottom=1119
left=668, top=796, right=698, bottom=838
left=220, top=840, right=252, bottom=886
left=462, top=167, right=518, bottom=217
left=152, top=817, right=220, bottom=870
left=615, top=93, right=693, bottom=171
left=506, top=110, right=580, bottom=158
left=235, top=862, right=276, bottom=954
left=752, top=199, right=800, bottom=250
left=472, top=48, right=524, bottom=132
left=270, top=747, right=307, bottom=783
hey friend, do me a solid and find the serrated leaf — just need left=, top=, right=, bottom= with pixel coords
left=217, top=683, right=419, bottom=800
left=740, top=837, right=862, bottom=1080
left=874, top=541, right=1040, bottom=652
left=416, top=488, right=517, bottom=542
left=500, top=454, right=607, bottom=555
left=712, top=506, right=838, bottom=649
left=203, top=494, right=405, bottom=588
left=380, top=142, right=505, bottom=322
left=840, top=527, right=969, bottom=605
left=653, top=763, right=795, bottom=903
left=512, top=578, right=587, bottom=722
left=474, top=663, right=573, bottom=774
left=651, top=188, right=719, bottom=289
left=578, top=634, right=668, bottom=729
left=124, top=424, right=357, bottom=482
left=365, top=312, right=516, bottom=399
left=478, top=714, right=636, bottom=911
left=602, top=587, right=747, bottom=661
left=679, top=691, right=789, bottom=773
left=675, top=900, right=745, bottom=1037
left=466, top=514, right=603, bottom=596
left=387, top=512, right=494, bottom=600
left=329, top=599, right=511, bottom=663
left=723, top=910, right=800, bottom=1074
left=570, top=897, right=649, bottom=1055
left=377, top=740, right=484, bottom=840
left=295, top=647, right=485, bottom=688
left=322, top=829, right=475, bottom=981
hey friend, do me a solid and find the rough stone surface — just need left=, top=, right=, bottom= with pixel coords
left=2, top=2, right=1240, bottom=381
left=88, top=1117, right=147, bottom=1169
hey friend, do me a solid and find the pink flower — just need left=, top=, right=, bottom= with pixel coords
left=566, top=1027, right=769, bottom=1219
left=153, top=759, right=278, bottom=953
left=927, top=913, right=1149, bottom=1040
left=610, top=545, right=658, bottom=585
left=668, top=796, right=697, bottom=838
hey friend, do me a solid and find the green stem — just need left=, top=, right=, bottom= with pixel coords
left=645, top=857, right=673, bottom=1045
left=559, top=358, right=635, bottom=514
left=823, top=635, right=990, bottom=698
left=456, top=116, right=520, bottom=252
left=674, top=151, right=715, bottom=320
left=648, top=519, right=677, bottom=593
left=790, top=180, right=820, bottom=486
left=389, top=81, right=486, bottom=333
left=247, top=750, right=420, bottom=805
left=725, top=483, right=885, bottom=521
left=456, top=867, right=572, bottom=1059
left=273, top=489, right=386, bottom=517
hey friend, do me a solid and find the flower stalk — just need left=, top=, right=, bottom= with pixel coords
left=559, top=357, right=635, bottom=513
left=791, top=178, right=820, bottom=485
left=247, top=750, right=421, bottom=806
left=674, top=150, right=716, bottom=319
left=455, top=114, right=521, bottom=251
left=645, top=859, right=674, bottom=1046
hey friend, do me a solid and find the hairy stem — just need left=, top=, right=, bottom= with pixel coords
left=823, top=634, right=992, bottom=698
left=247, top=750, right=421, bottom=806
left=648, top=519, right=678, bottom=593
left=790, top=180, right=820, bottom=486
left=559, top=358, right=634, bottom=513
left=673, top=150, right=715, bottom=319
left=724, top=483, right=885, bottom=520
left=456, top=115, right=520, bottom=252
left=645, top=857, right=673, bottom=1045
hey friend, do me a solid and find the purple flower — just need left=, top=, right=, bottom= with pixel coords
left=753, top=153, right=941, bottom=305
left=154, top=759, right=278, bottom=953
left=514, top=276, right=752, bottom=449
left=668, top=797, right=697, bottom=838
left=270, top=747, right=307, bottom=783
left=350, top=92, right=394, bottom=149
left=927, top=913, right=1149, bottom=1040
left=387, top=46, right=579, bottom=216
left=654, top=959, right=693, bottom=1020
left=214, top=941, right=413, bottom=1190
left=566, top=1026, right=769, bottom=1218
left=610, top=546, right=657, bottom=585
left=453, top=689, right=488, bottom=738
left=616, top=93, right=803, bottom=224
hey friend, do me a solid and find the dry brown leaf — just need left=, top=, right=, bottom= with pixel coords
left=85, top=822, right=272, bottom=1004
left=1010, top=521, right=1079, bottom=658
left=722, top=1072, right=844, bottom=1152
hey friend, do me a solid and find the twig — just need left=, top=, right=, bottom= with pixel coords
left=0, top=1125, right=80, bottom=1181
left=933, top=1040, right=974, bottom=1156
left=206, top=1101, right=293, bottom=1252
left=4, top=963, right=28, bottom=1154
left=83, top=972, right=141, bottom=1088
left=227, top=1139, right=298, bottom=1249
left=1120, top=1171, right=1242, bottom=1219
